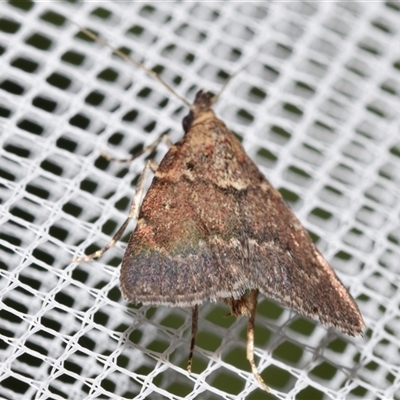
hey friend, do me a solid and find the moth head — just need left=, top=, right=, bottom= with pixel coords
left=182, top=90, right=215, bottom=132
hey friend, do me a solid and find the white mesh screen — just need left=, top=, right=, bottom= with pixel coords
left=1, top=1, right=400, bottom=399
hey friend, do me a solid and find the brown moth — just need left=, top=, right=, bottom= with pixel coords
left=73, top=25, right=365, bottom=392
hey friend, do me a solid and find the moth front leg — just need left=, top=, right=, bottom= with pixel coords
left=73, top=158, right=158, bottom=263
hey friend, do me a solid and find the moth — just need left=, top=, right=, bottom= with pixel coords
left=73, top=25, right=365, bottom=392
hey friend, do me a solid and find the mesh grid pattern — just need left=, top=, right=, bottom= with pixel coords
left=1, top=1, right=400, bottom=399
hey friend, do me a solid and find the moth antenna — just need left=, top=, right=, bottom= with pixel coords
left=211, top=52, right=260, bottom=106
left=69, top=20, right=191, bottom=107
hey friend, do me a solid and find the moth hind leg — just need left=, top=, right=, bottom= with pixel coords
left=225, top=290, right=270, bottom=392
left=246, top=289, right=270, bottom=392
left=187, top=305, right=199, bottom=373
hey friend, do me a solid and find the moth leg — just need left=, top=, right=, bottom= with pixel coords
left=187, top=305, right=199, bottom=373
left=73, top=159, right=158, bottom=262
left=100, top=134, right=172, bottom=163
left=247, top=289, right=270, bottom=392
